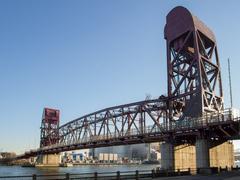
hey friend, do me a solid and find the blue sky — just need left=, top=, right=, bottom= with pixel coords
left=0, top=0, right=240, bottom=153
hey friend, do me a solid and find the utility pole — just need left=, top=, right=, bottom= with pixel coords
left=228, top=58, right=233, bottom=108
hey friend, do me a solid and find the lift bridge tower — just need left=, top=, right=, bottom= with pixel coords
left=160, top=6, right=232, bottom=171
left=40, top=108, right=60, bottom=147
left=37, top=108, right=61, bottom=166
left=165, top=7, right=223, bottom=121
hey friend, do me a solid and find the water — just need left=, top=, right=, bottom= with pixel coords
left=1, top=163, right=239, bottom=177
left=0, top=164, right=159, bottom=176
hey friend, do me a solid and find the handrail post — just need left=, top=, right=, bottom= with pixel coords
left=94, top=172, right=98, bottom=180
left=177, top=169, right=180, bottom=175
left=151, top=169, right=155, bottom=178
left=116, top=171, right=120, bottom=180
left=135, top=170, right=139, bottom=180
left=65, top=173, right=70, bottom=180
left=32, top=174, right=36, bottom=180
left=166, top=169, right=168, bottom=176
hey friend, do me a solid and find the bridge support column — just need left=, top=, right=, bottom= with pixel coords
left=210, top=141, right=234, bottom=168
left=174, top=144, right=196, bottom=170
left=36, top=153, right=60, bottom=167
left=160, top=142, right=174, bottom=169
left=196, top=139, right=210, bottom=170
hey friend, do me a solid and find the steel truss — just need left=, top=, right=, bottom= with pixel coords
left=165, top=6, right=224, bottom=120
left=20, top=107, right=239, bottom=157
left=55, top=98, right=169, bottom=148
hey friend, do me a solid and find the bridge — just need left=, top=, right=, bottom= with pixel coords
left=21, top=107, right=240, bottom=155
left=2, top=6, right=240, bottom=172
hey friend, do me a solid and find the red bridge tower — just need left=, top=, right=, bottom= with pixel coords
left=40, top=108, right=60, bottom=147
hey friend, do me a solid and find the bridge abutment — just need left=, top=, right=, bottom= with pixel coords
left=160, top=140, right=233, bottom=171
left=161, top=143, right=197, bottom=170
left=174, top=144, right=196, bottom=170
left=36, top=153, right=60, bottom=167
left=210, top=141, right=234, bottom=168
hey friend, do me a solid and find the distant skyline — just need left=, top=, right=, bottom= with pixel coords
left=1, top=0, right=240, bottom=153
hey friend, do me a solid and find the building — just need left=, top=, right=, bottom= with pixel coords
left=91, top=143, right=161, bottom=161
left=0, top=152, right=16, bottom=159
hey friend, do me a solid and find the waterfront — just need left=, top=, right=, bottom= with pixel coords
left=0, top=2, right=240, bottom=178
left=0, top=164, right=159, bottom=176
left=1, top=162, right=240, bottom=177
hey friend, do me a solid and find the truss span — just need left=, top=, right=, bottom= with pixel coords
left=12, top=105, right=240, bottom=160
left=39, top=98, right=240, bottom=155
left=41, top=98, right=169, bottom=149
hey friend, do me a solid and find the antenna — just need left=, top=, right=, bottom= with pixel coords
left=228, top=58, right=233, bottom=108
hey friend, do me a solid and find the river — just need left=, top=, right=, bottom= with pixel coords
left=0, top=164, right=159, bottom=176
left=1, top=162, right=240, bottom=177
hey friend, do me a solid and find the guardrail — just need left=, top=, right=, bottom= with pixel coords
left=1, top=166, right=240, bottom=179
left=0, top=169, right=191, bottom=180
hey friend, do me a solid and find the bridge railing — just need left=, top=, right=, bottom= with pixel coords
left=3, top=166, right=240, bottom=179
left=0, top=168, right=193, bottom=180
left=172, top=108, right=237, bottom=130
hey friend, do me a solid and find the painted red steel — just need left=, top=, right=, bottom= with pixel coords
left=40, top=108, right=60, bottom=147
left=165, top=6, right=223, bottom=120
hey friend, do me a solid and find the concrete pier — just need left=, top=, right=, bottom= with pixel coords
left=36, top=153, right=60, bottom=167
left=160, top=142, right=174, bottom=169
left=160, top=141, right=233, bottom=170
left=174, top=144, right=196, bottom=170
left=210, top=141, right=234, bottom=168
left=196, top=139, right=210, bottom=169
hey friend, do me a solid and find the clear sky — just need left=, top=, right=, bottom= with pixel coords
left=1, top=0, right=240, bottom=154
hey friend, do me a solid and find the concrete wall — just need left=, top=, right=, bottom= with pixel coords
left=160, top=141, right=234, bottom=170
left=36, top=153, right=60, bottom=167
left=174, top=144, right=196, bottom=170
left=210, top=141, right=234, bottom=168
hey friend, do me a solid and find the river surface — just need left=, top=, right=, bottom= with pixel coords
left=1, top=162, right=240, bottom=177
left=0, top=164, right=159, bottom=176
